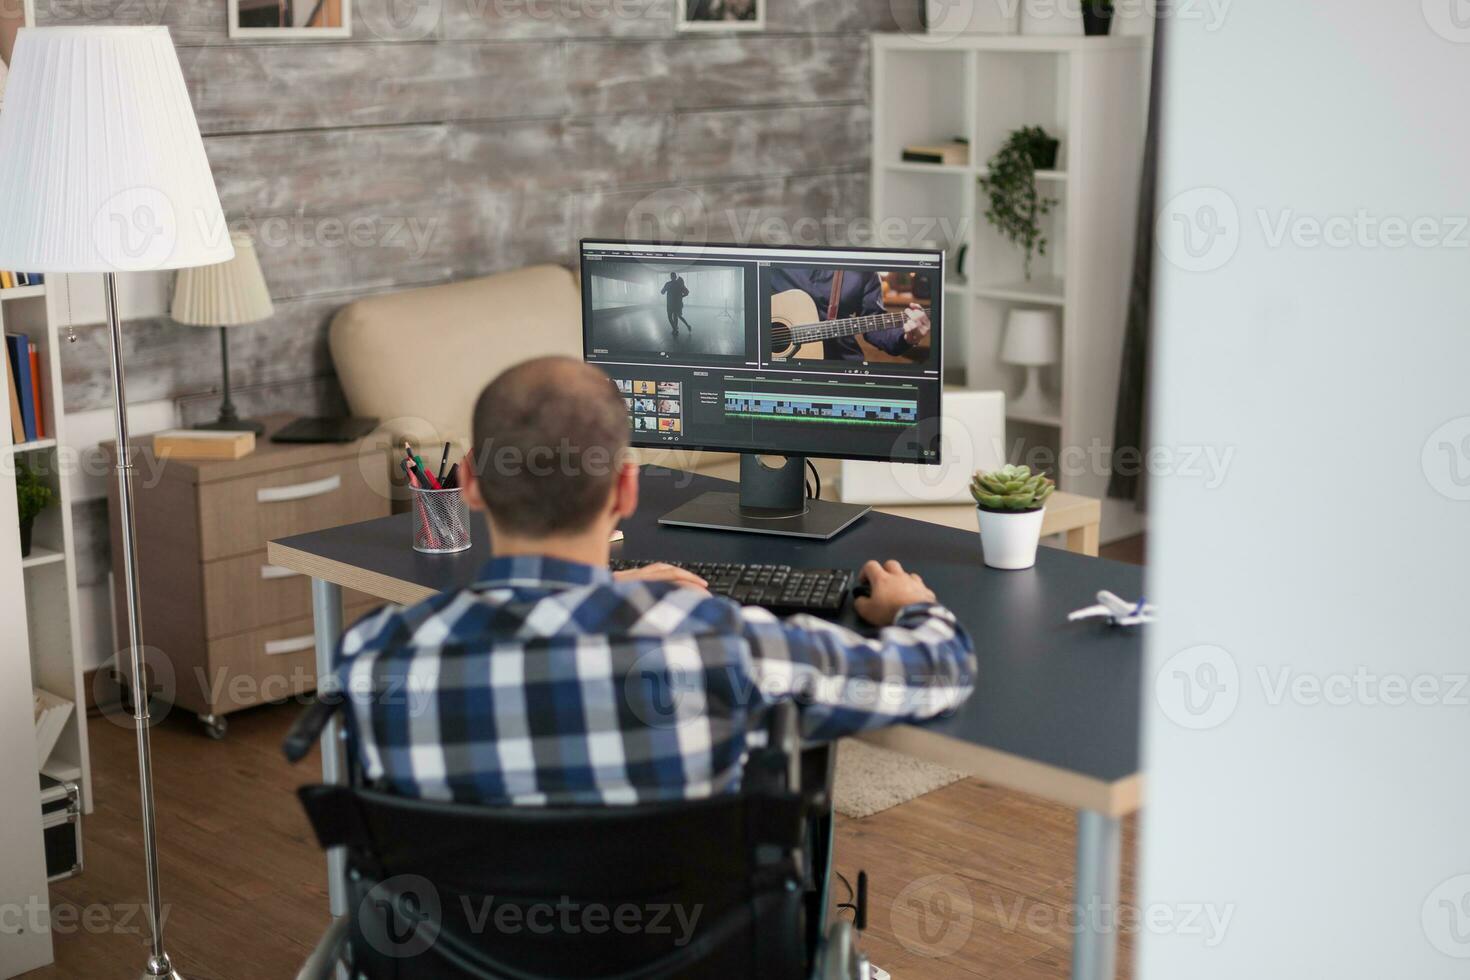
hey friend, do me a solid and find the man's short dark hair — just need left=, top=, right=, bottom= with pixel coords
left=471, top=357, right=630, bottom=537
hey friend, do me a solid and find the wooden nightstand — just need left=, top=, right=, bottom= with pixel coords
left=103, top=414, right=390, bottom=738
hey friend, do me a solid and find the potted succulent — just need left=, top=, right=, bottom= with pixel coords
left=1082, top=0, right=1114, bottom=35
left=978, top=127, right=1061, bottom=280
left=15, top=461, right=53, bottom=559
left=970, top=464, right=1055, bottom=570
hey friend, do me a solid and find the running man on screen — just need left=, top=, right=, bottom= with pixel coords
left=768, top=267, right=930, bottom=361
left=661, top=272, right=695, bottom=337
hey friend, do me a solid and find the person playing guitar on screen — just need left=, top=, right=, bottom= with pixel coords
left=767, top=267, right=930, bottom=361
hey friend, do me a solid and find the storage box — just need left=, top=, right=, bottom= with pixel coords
left=39, top=775, right=83, bottom=882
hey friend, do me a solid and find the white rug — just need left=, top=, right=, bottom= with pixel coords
left=832, top=739, right=966, bottom=819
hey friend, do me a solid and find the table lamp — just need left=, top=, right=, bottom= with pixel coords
left=171, top=232, right=275, bottom=434
left=0, top=26, right=234, bottom=980
left=1000, top=308, right=1060, bottom=419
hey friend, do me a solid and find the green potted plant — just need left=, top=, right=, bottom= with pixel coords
left=970, top=464, right=1055, bottom=570
left=15, top=461, right=53, bottom=559
left=1082, top=0, right=1114, bottom=36
left=978, top=127, right=1060, bottom=280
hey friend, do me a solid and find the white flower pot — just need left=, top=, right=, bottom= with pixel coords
left=976, top=506, right=1046, bottom=570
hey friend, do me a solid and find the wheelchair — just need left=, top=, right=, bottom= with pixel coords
left=284, top=694, right=869, bottom=980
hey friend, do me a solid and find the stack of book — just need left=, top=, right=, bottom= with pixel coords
left=0, top=272, right=44, bottom=289
left=5, top=332, right=44, bottom=444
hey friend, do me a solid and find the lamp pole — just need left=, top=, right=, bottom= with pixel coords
left=104, top=272, right=183, bottom=980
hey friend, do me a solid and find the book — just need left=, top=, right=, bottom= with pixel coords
left=6, top=334, right=36, bottom=442
left=27, top=343, right=43, bottom=440
left=33, top=688, right=75, bottom=768
left=0, top=271, right=11, bottom=289
left=901, top=140, right=970, bottom=166
left=152, top=428, right=256, bottom=461
left=4, top=339, right=23, bottom=443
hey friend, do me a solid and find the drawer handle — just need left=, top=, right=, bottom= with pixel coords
left=260, top=564, right=303, bottom=581
left=257, top=474, right=342, bottom=504
left=264, top=635, right=315, bottom=657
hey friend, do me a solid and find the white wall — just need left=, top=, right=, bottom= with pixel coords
left=1140, top=4, right=1470, bottom=978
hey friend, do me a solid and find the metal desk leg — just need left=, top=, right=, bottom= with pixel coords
left=1072, top=809, right=1122, bottom=980
left=311, top=578, right=348, bottom=919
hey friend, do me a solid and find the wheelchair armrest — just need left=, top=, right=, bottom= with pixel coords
left=813, top=918, right=867, bottom=980
left=283, top=693, right=341, bottom=764
left=295, top=915, right=350, bottom=980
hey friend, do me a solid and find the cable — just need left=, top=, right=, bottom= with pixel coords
left=804, top=459, right=821, bottom=500
left=833, top=870, right=857, bottom=920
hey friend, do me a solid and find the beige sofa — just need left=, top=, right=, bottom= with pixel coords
left=330, top=264, right=731, bottom=481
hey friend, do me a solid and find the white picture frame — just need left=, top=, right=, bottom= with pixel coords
left=228, top=0, right=352, bottom=39
left=677, top=0, right=765, bottom=32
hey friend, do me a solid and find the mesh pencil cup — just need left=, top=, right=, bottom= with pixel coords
left=409, top=485, right=471, bottom=554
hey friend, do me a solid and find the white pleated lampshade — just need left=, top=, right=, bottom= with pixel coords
left=171, top=233, right=274, bottom=327
left=0, top=27, right=234, bottom=273
left=1000, top=309, right=1061, bottom=367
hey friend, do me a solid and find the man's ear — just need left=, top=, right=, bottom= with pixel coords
left=611, top=458, right=639, bottom=520
left=460, top=452, right=487, bottom=512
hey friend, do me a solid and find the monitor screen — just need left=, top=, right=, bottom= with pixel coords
left=580, top=240, right=944, bottom=465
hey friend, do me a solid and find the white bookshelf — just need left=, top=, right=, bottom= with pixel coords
left=2, top=281, right=93, bottom=808
left=1, top=276, right=94, bottom=975
left=871, top=31, right=1150, bottom=540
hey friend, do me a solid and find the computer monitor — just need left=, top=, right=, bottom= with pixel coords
left=581, top=239, right=944, bottom=539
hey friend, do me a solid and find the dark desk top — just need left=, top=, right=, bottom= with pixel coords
left=272, top=467, right=1146, bottom=815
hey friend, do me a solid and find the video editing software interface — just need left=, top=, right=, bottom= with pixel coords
left=581, top=241, right=943, bottom=464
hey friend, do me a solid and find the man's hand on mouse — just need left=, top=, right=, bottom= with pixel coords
left=854, top=559, right=937, bottom=626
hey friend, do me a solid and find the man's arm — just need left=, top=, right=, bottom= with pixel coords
left=739, top=560, right=976, bottom=740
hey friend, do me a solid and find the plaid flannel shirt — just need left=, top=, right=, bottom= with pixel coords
left=332, top=555, right=975, bottom=806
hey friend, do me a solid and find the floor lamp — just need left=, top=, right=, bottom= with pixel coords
left=0, top=27, right=235, bottom=980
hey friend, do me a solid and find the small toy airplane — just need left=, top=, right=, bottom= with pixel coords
left=1068, top=591, right=1157, bottom=627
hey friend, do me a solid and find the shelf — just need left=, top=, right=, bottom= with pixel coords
left=872, top=32, right=1149, bottom=54
left=884, top=161, right=970, bottom=176
left=890, top=162, right=1068, bottom=182
left=978, top=167, right=1068, bottom=183
left=40, top=759, right=82, bottom=785
left=4, top=438, right=57, bottom=454
left=21, top=547, right=66, bottom=570
left=974, top=276, right=1065, bottom=306
left=0, top=284, right=45, bottom=301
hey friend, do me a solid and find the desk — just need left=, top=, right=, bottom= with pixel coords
left=268, top=466, right=1144, bottom=980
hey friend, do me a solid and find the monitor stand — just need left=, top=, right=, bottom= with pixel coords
left=658, top=454, right=871, bottom=540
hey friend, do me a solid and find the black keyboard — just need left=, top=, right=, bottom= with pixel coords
left=609, top=559, right=854, bottom=614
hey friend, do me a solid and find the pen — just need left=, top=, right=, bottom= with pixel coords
left=444, top=463, right=459, bottom=490
left=436, top=442, right=451, bottom=483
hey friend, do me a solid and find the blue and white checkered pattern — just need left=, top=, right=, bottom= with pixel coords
left=332, top=555, right=976, bottom=806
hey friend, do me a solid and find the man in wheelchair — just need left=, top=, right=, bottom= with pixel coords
left=299, top=357, right=976, bottom=979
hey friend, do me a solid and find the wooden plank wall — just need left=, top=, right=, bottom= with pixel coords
left=54, top=0, right=903, bottom=421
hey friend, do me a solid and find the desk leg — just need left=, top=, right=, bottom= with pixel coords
left=1071, top=810, right=1122, bottom=980
left=1065, top=522, right=1101, bottom=557
left=311, top=578, right=348, bottom=920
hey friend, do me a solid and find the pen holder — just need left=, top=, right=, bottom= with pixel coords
left=410, top=485, right=472, bottom=554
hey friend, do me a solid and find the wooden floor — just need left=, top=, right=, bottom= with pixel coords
left=35, top=535, right=1145, bottom=979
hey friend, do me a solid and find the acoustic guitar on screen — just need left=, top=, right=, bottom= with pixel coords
left=768, top=289, right=918, bottom=361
